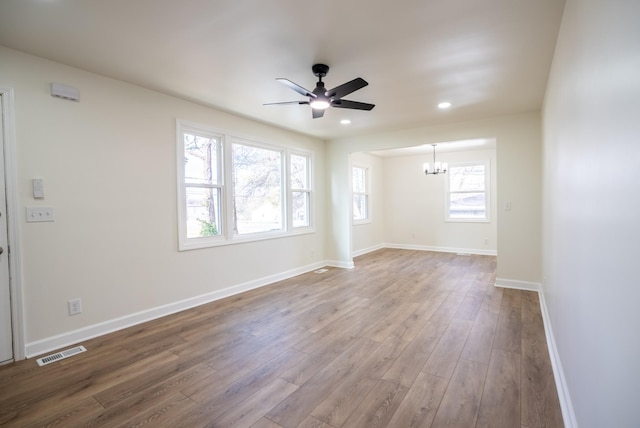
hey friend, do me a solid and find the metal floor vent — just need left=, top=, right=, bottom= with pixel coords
left=314, top=268, right=329, bottom=274
left=36, top=345, right=87, bottom=367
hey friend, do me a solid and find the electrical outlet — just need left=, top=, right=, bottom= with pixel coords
left=26, top=207, right=55, bottom=222
left=68, top=298, right=82, bottom=316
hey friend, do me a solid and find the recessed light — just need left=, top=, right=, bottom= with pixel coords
left=340, top=119, right=351, bottom=125
left=438, top=102, right=452, bottom=109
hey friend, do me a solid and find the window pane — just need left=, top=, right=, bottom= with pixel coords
left=352, top=167, right=366, bottom=193
left=353, top=194, right=368, bottom=221
left=185, top=187, right=221, bottom=238
left=292, top=191, right=309, bottom=227
left=449, top=192, right=486, bottom=219
left=232, top=143, right=283, bottom=234
left=184, top=133, right=219, bottom=185
left=291, top=154, right=308, bottom=189
left=449, top=165, right=485, bottom=192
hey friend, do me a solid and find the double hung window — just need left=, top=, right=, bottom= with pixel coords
left=352, top=166, right=369, bottom=223
left=446, top=161, right=490, bottom=221
left=177, top=120, right=313, bottom=250
left=290, top=154, right=311, bottom=228
left=182, top=130, right=223, bottom=239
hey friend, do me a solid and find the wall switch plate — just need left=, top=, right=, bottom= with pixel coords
left=32, top=178, right=44, bottom=199
left=26, top=207, right=55, bottom=222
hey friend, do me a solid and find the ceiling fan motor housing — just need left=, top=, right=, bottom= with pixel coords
left=312, top=63, right=330, bottom=78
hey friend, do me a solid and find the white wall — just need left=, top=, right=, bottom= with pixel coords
left=382, top=148, right=497, bottom=254
left=0, top=46, right=326, bottom=355
left=328, top=112, right=542, bottom=284
left=349, top=152, right=384, bottom=255
left=542, top=0, right=640, bottom=426
left=0, top=44, right=546, bottom=358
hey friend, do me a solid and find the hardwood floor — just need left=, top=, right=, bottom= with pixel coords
left=0, top=249, right=564, bottom=427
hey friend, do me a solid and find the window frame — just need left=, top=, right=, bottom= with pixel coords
left=352, top=164, right=371, bottom=225
left=177, top=119, right=314, bottom=251
left=177, top=121, right=226, bottom=249
left=444, top=160, right=491, bottom=223
left=289, top=151, right=313, bottom=229
left=230, top=137, right=286, bottom=238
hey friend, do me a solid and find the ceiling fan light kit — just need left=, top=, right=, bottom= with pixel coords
left=265, top=64, right=375, bottom=119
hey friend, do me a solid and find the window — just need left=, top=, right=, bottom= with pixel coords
left=446, top=161, right=490, bottom=221
left=290, top=153, right=311, bottom=228
left=177, top=120, right=314, bottom=250
left=182, top=130, right=223, bottom=239
left=352, top=165, right=369, bottom=223
left=232, top=142, right=283, bottom=235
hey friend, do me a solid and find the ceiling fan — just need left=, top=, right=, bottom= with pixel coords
left=264, top=64, right=375, bottom=119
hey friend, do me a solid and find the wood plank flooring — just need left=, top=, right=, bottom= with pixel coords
left=0, top=249, right=564, bottom=427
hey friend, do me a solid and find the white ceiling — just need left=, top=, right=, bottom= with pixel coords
left=0, top=0, right=565, bottom=140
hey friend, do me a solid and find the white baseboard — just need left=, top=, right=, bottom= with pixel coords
left=25, top=260, right=328, bottom=358
left=352, top=243, right=385, bottom=258
left=326, top=259, right=355, bottom=269
left=494, top=277, right=541, bottom=291
left=496, top=279, right=577, bottom=428
left=537, top=289, right=578, bottom=428
left=385, top=243, right=497, bottom=256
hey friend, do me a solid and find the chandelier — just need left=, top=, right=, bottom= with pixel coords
left=423, top=144, right=447, bottom=175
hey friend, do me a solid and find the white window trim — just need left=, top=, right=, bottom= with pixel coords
left=177, top=120, right=226, bottom=250
left=177, top=119, right=315, bottom=251
left=352, top=164, right=371, bottom=225
left=444, top=160, right=491, bottom=223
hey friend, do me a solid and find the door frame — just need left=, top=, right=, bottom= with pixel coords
left=1, top=87, right=25, bottom=361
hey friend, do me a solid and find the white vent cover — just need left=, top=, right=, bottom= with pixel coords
left=314, top=268, right=329, bottom=274
left=36, top=345, right=86, bottom=366
left=50, top=82, right=80, bottom=101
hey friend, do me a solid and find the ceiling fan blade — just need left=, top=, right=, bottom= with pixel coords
left=326, top=77, right=368, bottom=99
left=276, top=78, right=316, bottom=98
left=331, top=99, right=375, bottom=111
left=263, top=101, right=310, bottom=106
left=312, top=108, right=325, bottom=119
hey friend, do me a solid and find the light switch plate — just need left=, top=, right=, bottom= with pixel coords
left=32, top=178, right=44, bottom=199
left=26, top=207, right=55, bottom=222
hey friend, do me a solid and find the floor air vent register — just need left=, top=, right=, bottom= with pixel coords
left=36, top=345, right=87, bottom=366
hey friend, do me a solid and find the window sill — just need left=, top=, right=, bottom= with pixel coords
left=353, top=219, right=372, bottom=226
left=445, top=218, right=491, bottom=223
left=178, top=227, right=316, bottom=251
